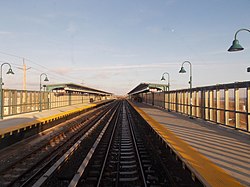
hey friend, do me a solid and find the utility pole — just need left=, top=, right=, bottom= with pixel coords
left=17, top=58, right=31, bottom=90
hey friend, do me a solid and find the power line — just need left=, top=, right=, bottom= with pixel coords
left=0, top=51, right=25, bottom=59
left=0, top=50, right=81, bottom=83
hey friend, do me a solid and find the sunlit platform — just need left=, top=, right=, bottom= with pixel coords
left=130, top=101, right=250, bottom=186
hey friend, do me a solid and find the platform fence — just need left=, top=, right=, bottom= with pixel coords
left=139, top=81, right=250, bottom=132
left=2, top=89, right=109, bottom=117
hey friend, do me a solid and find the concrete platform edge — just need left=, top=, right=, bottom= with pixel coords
left=0, top=103, right=97, bottom=138
left=129, top=101, right=244, bottom=187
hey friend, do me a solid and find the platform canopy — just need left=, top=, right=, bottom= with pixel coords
left=46, top=83, right=112, bottom=96
left=127, top=83, right=168, bottom=95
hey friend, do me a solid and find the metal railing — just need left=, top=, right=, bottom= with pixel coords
left=140, top=81, right=250, bottom=132
left=2, top=89, right=111, bottom=117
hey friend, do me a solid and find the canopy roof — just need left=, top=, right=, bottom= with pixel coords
left=127, top=83, right=168, bottom=95
left=46, top=83, right=112, bottom=96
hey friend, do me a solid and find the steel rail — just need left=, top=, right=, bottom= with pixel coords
left=32, top=101, right=119, bottom=187
left=125, top=102, right=147, bottom=187
left=96, top=102, right=122, bottom=187
left=126, top=101, right=177, bottom=186
left=17, top=102, right=115, bottom=186
left=0, top=110, right=101, bottom=186
left=68, top=102, right=121, bottom=187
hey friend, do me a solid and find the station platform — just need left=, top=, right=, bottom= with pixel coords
left=130, top=101, right=250, bottom=187
left=0, top=101, right=109, bottom=139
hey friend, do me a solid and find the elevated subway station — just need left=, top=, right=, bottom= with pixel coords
left=127, top=82, right=168, bottom=104
left=127, top=81, right=250, bottom=186
left=2, top=83, right=113, bottom=118
left=46, top=83, right=113, bottom=103
left=46, top=83, right=112, bottom=96
left=0, top=81, right=249, bottom=186
left=0, top=83, right=113, bottom=149
left=128, top=81, right=250, bottom=132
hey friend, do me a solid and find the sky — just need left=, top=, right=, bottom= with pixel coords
left=0, top=0, right=249, bottom=95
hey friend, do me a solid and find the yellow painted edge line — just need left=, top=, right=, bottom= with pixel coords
left=129, top=101, right=244, bottom=187
left=36, top=104, right=96, bottom=123
left=0, top=104, right=97, bottom=136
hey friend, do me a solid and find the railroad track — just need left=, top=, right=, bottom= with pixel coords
left=76, top=100, right=174, bottom=186
left=33, top=101, right=122, bottom=186
left=0, top=101, right=117, bottom=186
left=0, top=100, right=203, bottom=186
left=31, top=100, right=187, bottom=186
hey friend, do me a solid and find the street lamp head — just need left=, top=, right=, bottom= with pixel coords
left=247, top=67, right=250, bottom=72
left=161, top=75, right=165, bottom=81
left=44, top=76, right=49, bottom=81
left=228, top=39, right=244, bottom=52
left=179, top=66, right=186, bottom=73
left=6, top=68, right=14, bottom=75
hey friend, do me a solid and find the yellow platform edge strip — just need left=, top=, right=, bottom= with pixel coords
left=129, top=101, right=244, bottom=187
left=0, top=104, right=97, bottom=136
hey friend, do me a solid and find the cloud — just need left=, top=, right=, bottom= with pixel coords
left=0, top=31, right=12, bottom=35
left=165, top=0, right=178, bottom=6
left=51, top=67, right=73, bottom=75
left=66, top=22, right=77, bottom=34
left=21, top=16, right=48, bottom=25
left=111, top=54, right=138, bottom=58
left=146, top=26, right=163, bottom=34
left=74, top=63, right=178, bottom=72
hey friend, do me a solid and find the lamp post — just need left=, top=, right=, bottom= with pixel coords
left=0, top=62, right=14, bottom=119
left=228, top=28, right=250, bottom=72
left=39, top=73, right=49, bottom=112
left=161, top=72, right=171, bottom=111
left=179, top=61, right=193, bottom=118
